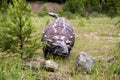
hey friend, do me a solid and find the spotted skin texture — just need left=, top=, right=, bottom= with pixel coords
left=41, top=17, right=75, bottom=58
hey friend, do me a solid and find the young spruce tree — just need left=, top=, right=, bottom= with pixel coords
left=0, top=0, right=41, bottom=59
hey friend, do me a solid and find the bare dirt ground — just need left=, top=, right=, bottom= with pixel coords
left=30, top=2, right=63, bottom=14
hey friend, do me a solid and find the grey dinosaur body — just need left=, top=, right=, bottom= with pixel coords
left=41, top=13, right=75, bottom=58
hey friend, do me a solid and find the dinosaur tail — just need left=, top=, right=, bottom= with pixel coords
left=48, top=12, right=59, bottom=19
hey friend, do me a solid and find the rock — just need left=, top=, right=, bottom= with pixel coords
left=74, top=52, right=95, bottom=73
left=48, top=72, right=63, bottom=80
left=23, top=55, right=45, bottom=69
left=23, top=55, right=59, bottom=72
left=44, top=60, right=59, bottom=72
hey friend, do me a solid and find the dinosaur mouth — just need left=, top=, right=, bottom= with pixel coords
left=62, top=53, right=69, bottom=57
left=53, top=49, right=69, bottom=57
left=51, top=40, right=69, bottom=57
left=53, top=45, right=68, bottom=57
left=53, top=45, right=63, bottom=56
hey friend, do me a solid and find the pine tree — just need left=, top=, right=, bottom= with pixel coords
left=0, top=0, right=41, bottom=59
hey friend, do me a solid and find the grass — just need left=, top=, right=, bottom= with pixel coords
left=0, top=15, right=120, bottom=80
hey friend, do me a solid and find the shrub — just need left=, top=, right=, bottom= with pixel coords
left=103, top=0, right=120, bottom=18
left=0, top=0, right=42, bottom=59
left=63, top=0, right=86, bottom=16
left=90, top=12, right=107, bottom=18
left=57, top=9, right=76, bottom=19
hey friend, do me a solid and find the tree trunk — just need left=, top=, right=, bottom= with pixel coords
left=19, top=16, right=23, bottom=59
